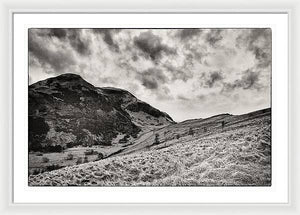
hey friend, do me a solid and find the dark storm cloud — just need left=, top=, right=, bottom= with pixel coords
left=253, top=47, right=271, bottom=68
left=239, top=70, right=260, bottom=89
left=137, top=68, right=168, bottom=90
left=183, top=42, right=207, bottom=64
left=31, top=29, right=91, bottom=56
left=133, top=31, right=177, bottom=62
left=141, top=78, right=158, bottom=90
left=67, top=29, right=91, bottom=56
left=177, top=95, right=190, bottom=101
left=197, top=94, right=207, bottom=101
left=115, top=56, right=140, bottom=77
left=132, top=54, right=139, bottom=61
left=47, top=29, right=67, bottom=39
left=205, top=71, right=224, bottom=88
left=29, top=30, right=76, bottom=73
left=163, top=64, right=193, bottom=82
left=205, top=29, right=223, bottom=46
left=236, top=29, right=271, bottom=68
left=92, top=29, right=120, bottom=52
left=200, top=71, right=224, bottom=88
left=176, top=29, right=202, bottom=41
left=156, top=86, right=174, bottom=101
left=222, top=69, right=261, bottom=92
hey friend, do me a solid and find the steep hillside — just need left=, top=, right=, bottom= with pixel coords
left=117, top=108, right=270, bottom=156
left=28, top=73, right=174, bottom=152
left=29, top=108, right=271, bottom=186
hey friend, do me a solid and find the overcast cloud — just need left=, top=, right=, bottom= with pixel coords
left=29, top=28, right=271, bottom=122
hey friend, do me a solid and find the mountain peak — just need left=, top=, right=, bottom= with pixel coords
left=55, top=73, right=83, bottom=80
left=30, top=73, right=95, bottom=90
left=50, top=73, right=87, bottom=84
left=28, top=73, right=175, bottom=152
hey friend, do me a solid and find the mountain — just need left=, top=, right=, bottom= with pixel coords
left=28, top=73, right=174, bottom=152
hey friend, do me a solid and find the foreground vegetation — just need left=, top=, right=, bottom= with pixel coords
left=29, top=109, right=271, bottom=186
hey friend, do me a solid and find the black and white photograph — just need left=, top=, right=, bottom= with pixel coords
left=27, top=28, right=271, bottom=186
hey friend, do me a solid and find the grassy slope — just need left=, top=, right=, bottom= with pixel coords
left=29, top=108, right=271, bottom=186
left=28, top=146, right=123, bottom=175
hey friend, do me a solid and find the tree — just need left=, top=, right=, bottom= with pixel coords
left=188, top=127, right=194, bottom=136
left=42, top=157, right=49, bottom=163
left=154, top=133, right=160, bottom=145
left=221, top=121, right=225, bottom=130
left=66, top=153, right=74, bottom=160
left=76, top=157, right=82, bottom=165
left=96, top=152, right=104, bottom=160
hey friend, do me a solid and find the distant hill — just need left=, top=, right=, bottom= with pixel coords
left=28, top=73, right=174, bottom=152
left=117, top=107, right=271, bottom=156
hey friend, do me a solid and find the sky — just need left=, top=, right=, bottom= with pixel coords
left=29, top=28, right=271, bottom=122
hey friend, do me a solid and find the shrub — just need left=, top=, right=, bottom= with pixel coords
left=42, top=157, right=49, bottom=163
left=66, top=142, right=73, bottom=148
left=66, top=153, right=74, bottom=160
left=44, top=145, right=64, bottom=152
left=101, top=140, right=112, bottom=146
left=83, top=156, right=88, bottom=163
left=176, top=134, right=180, bottom=139
left=119, top=134, right=130, bottom=144
left=84, top=149, right=95, bottom=155
left=32, top=169, right=41, bottom=175
left=76, top=157, right=82, bottom=165
left=119, top=138, right=128, bottom=144
left=45, top=164, right=62, bottom=172
left=36, top=152, right=43, bottom=156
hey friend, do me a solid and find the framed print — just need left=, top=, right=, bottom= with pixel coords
left=0, top=0, right=298, bottom=212
left=10, top=12, right=289, bottom=205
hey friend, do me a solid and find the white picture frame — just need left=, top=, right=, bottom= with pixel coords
left=0, top=0, right=299, bottom=214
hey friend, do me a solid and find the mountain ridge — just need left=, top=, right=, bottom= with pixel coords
left=28, top=73, right=175, bottom=152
